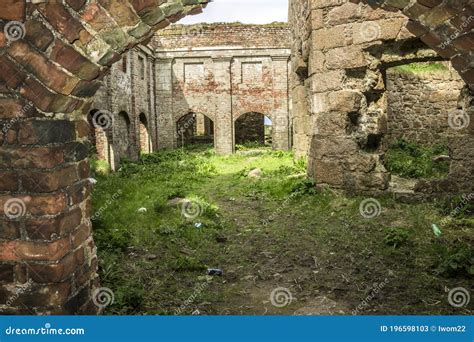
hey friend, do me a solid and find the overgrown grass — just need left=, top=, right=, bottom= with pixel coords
left=235, top=141, right=270, bottom=151
left=92, top=146, right=473, bottom=315
left=392, top=62, right=449, bottom=74
left=91, top=156, right=110, bottom=175
left=384, top=139, right=450, bottom=179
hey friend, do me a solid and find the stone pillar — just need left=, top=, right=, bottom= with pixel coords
left=289, top=0, right=312, bottom=158
left=195, top=114, right=206, bottom=136
left=148, top=55, right=156, bottom=152
left=271, top=56, right=290, bottom=150
left=213, top=57, right=233, bottom=154
left=294, top=1, right=395, bottom=194
left=155, top=58, right=175, bottom=149
left=449, top=87, right=474, bottom=194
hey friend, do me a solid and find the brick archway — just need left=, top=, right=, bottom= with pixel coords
left=0, top=0, right=209, bottom=315
left=175, top=111, right=215, bottom=147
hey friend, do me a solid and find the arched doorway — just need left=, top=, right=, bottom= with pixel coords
left=117, top=111, right=132, bottom=159
left=176, top=113, right=214, bottom=147
left=139, top=113, right=152, bottom=154
left=234, top=112, right=272, bottom=148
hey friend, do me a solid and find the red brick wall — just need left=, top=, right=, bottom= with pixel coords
left=152, top=23, right=290, bottom=49
left=0, top=0, right=209, bottom=315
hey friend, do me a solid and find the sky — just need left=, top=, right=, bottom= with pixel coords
left=179, top=0, right=289, bottom=24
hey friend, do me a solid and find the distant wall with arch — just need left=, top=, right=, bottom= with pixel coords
left=176, top=112, right=215, bottom=147
left=91, top=24, right=292, bottom=169
left=153, top=23, right=292, bottom=154
left=91, top=46, right=156, bottom=167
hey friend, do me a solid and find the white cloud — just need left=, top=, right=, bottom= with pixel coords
left=178, top=0, right=288, bottom=24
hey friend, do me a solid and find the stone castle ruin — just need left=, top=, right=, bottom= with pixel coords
left=0, top=0, right=472, bottom=314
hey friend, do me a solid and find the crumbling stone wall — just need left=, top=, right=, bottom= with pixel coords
left=289, top=0, right=473, bottom=196
left=152, top=23, right=291, bottom=153
left=385, top=63, right=464, bottom=146
left=90, top=45, right=156, bottom=167
left=0, top=0, right=210, bottom=315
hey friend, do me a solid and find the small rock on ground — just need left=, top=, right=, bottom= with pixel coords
left=248, top=168, right=262, bottom=179
left=167, top=197, right=186, bottom=207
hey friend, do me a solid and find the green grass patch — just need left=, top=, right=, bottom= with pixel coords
left=91, top=157, right=111, bottom=175
left=92, top=146, right=472, bottom=315
left=392, top=62, right=449, bottom=74
left=384, top=139, right=450, bottom=179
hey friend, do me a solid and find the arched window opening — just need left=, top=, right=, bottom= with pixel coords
left=234, top=112, right=271, bottom=149
left=176, top=113, right=214, bottom=147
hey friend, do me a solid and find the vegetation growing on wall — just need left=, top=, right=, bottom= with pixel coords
left=384, top=139, right=450, bottom=179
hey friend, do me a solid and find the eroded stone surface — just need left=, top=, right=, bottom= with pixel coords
left=289, top=0, right=473, bottom=196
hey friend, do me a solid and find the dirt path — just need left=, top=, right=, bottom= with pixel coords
left=199, top=174, right=351, bottom=315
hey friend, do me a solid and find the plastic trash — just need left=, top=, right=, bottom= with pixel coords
left=432, top=224, right=442, bottom=237
left=138, top=207, right=147, bottom=213
left=207, top=268, right=223, bottom=276
left=195, top=222, right=203, bottom=229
